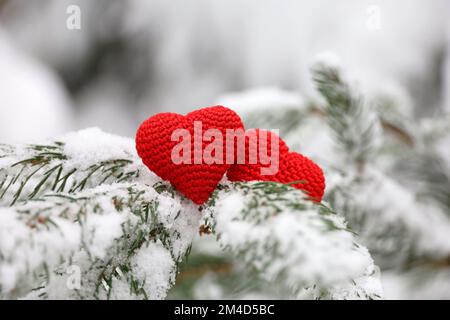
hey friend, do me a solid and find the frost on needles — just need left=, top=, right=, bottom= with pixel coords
left=0, top=127, right=382, bottom=299
left=0, top=129, right=201, bottom=299
left=205, top=57, right=450, bottom=299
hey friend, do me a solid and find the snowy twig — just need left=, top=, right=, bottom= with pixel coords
left=0, top=129, right=201, bottom=299
left=203, top=182, right=383, bottom=299
left=311, top=61, right=381, bottom=169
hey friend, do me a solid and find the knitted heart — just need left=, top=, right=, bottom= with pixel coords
left=136, top=106, right=244, bottom=204
left=227, top=129, right=325, bottom=201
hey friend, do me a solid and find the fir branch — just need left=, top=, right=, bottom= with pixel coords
left=1, top=128, right=385, bottom=300
left=244, top=108, right=308, bottom=135
left=311, top=61, right=380, bottom=168
left=0, top=142, right=139, bottom=206
left=394, top=151, right=450, bottom=215
left=327, top=167, right=450, bottom=269
left=204, top=181, right=382, bottom=298
left=0, top=182, right=200, bottom=299
left=0, top=129, right=201, bottom=300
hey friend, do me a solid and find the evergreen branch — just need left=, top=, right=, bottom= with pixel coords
left=298, top=263, right=383, bottom=300
left=204, top=182, right=382, bottom=299
left=0, top=182, right=200, bottom=299
left=244, top=108, right=308, bottom=135
left=0, top=129, right=201, bottom=300
left=311, top=61, right=380, bottom=168
left=1, top=128, right=385, bottom=300
left=327, top=167, right=450, bottom=269
left=0, top=132, right=139, bottom=207
left=394, top=151, right=450, bottom=214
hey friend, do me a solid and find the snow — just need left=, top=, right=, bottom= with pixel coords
left=62, top=127, right=136, bottom=167
left=370, top=82, right=414, bottom=120
left=130, top=241, right=176, bottom=300
left=284, top=116, right=335, bottom=162
left=324, top=264, right=383, bottom=300
left=419, top=115, right=450, bottom=174
left=0, top=30, right=73, bottom=144
left=83, top=212, right=126, bottom=259
left=0, top=206, right=80, bottom=296
left=210, top=182, right=380, bottom=294
left=382, top=269, right=450, bottom=300
left=0, top=180, right=202, bottom=299
left=0, top=129, right=202, bottom=299
left=192, top=273, right=226, bottom=299
left=217, top=87, right=304, bottom=114
left=313, top=51, right=342, bottom=70
left=354, top=167, right=450, bottom=259
left=0, top=120, right=387, bottom=300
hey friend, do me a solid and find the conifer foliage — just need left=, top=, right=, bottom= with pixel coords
left=5, top=59, right=431, bottom=299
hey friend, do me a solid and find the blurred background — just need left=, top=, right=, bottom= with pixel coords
left=0, top=0, right=449, bottom=142
left=1, top=0, right=450, bottom=300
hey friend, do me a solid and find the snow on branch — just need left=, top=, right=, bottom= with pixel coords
left=328, top=167, right=450, bottom=267
left=311, top=59, right=381, bottom=168
left=204, top=182, right=383, bottom=299
left=0, top=128, right=140, bottom=207
left=1, top=128, right=382, bottom=300
left=0, top=128, right=201, bottom=299
left=312, top=61, right=450, bottom=267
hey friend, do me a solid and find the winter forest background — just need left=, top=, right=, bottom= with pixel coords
left=1, top=0, right=450, bottom=300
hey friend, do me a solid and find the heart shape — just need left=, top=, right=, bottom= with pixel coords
left=227, top=129, right=325, bottom=201
left=136, top=106, right=244, bottom=204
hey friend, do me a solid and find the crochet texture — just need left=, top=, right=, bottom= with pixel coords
left=227, top=129, right=325, bottom=201
left=136, top=105, right=244, bottom=204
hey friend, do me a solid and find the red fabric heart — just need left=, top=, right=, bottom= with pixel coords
left=136, top=106, right=244, bottom=204
left=227, top=129, right=326, bottom=201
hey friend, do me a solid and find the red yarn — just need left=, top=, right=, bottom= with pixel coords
left=136, top=106, right=244, bottom=205
left=227, top=129, right=326, bottom=201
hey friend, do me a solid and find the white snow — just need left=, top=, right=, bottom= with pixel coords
left=0, top=30, right=73, bottom=144
left=353, top=167, right=450, bottom=258
left=217, top=87, right=304, bottom=114
left=130, top=241, right=176, bottom=300
left=313, top=51, right=342, bottom=70
left=62, top=127, right=136, bottom=167
left=83, top=212, right=126, bottom=259
left=0, top=129, right=202, bottom=299
left=210, top=182, right=379, bottom=294
left=0, top=207, right=81, bottom=296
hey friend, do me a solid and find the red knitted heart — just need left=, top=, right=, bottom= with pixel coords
left=227, top=129, right=325, bottom=201
left=136, top=106, right=244, bottom=204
